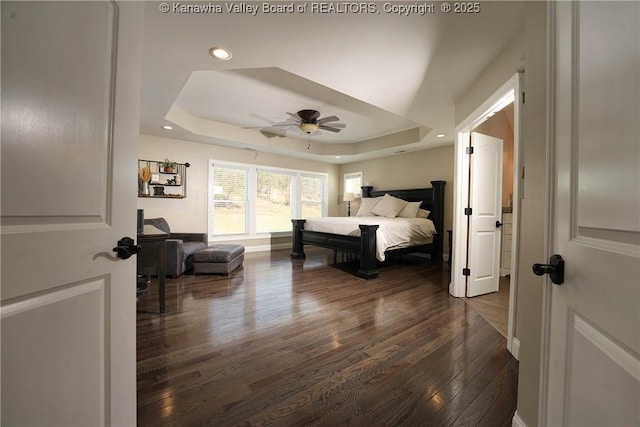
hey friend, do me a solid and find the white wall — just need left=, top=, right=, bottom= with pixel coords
left=138, top=134, right=339, bottom=248
left=456, top=31, right=524, bottom=124
left=514, top=3, right=548, bottom=425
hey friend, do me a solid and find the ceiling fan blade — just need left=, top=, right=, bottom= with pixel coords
left=319, top=124, right=341, bottom=133
left=285, top=112, right=300, bottom=120
left=317, top=115, right=340, bottom=124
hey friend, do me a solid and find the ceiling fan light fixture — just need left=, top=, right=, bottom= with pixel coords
left=299, top=123, right=319, bottom=134
left=209, top=47, right=232, bottom=60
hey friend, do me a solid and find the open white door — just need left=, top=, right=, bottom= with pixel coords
left=466, top=132, right=503, bottom=297
left=1, top=2, right=142, bottom=425
left=544, top=2, right=640, bottom=425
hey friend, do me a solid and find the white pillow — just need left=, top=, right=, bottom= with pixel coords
left=356, top=196, right=382, bottom=216
left=397, top=201, right=422, bottom=218
left=416, top=208, right=431, bottom=219
left=370, top=193, right=408, bottom=218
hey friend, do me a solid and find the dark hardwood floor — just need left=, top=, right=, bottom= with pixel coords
left=137, top=248, right=518, bottom=426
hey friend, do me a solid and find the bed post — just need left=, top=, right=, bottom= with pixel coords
left=290, top=219, right=306, bottom=259
left=357, top=224, right=379, bottom=279
left=430, top=180, right=446, bottom=261
left=361, top=186, right=373, bottom=198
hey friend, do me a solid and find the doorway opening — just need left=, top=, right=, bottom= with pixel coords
left=450, top=73, right=522, bottom=358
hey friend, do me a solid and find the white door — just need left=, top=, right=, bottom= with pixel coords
left=544, top=2, right=640, bottom=425
left=1, top=2, right=143, bottom=425
left=467, top=132, right=503, bottom=297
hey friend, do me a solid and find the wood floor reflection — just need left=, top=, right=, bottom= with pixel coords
left=137, top=248, right=518, bottom=426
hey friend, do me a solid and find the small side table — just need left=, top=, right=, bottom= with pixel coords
left=447, top=230, right=452, bottom=270
left=137, top=224, right=168, bottom=313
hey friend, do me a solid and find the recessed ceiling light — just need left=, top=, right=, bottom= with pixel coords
left=161, top=125, right=173, bottom=130
left=436, top=133, right=446, bottom=138
left=209, top=47, right=232, bottom=60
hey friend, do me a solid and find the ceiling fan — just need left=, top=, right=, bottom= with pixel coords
left=274, top=109, right=346, bottom=134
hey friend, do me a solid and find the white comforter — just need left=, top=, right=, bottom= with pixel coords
left=303, top=216, right=437, bottom=261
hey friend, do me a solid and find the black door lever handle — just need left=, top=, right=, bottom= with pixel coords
left=496, top=220, right=503, bottom=228
left=533, top=254, right=564, bottom=285
left=113, top=237, right=141, bottom=260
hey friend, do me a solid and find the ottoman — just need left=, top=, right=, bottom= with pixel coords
left=192, top=244, right=245, bottom=275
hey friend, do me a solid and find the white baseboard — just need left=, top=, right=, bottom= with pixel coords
left=509, top=337, right=520, bottom=360
left=244, top=243, right=290, bottom=253
left=512, top=410, right=527, bottom=427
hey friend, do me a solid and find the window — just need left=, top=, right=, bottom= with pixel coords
left=209, top=161, right=327, bottom=238
left=256, top=169, right=294, bottom=233
left=210, top=165, right=248, bottom=235
left=301, top=174, right=324, bottom=219
left=344, top=172, right=363, bottom=196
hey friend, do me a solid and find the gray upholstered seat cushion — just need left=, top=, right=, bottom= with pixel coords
left=182, top=241, right=208, bottom=257
left=193, top=245, right=245, bottom=263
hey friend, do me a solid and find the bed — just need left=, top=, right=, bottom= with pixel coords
left=290, top=180, right=446, bottom=279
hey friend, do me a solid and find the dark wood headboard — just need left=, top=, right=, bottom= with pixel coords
left=361, top=180, right=446, bottom=258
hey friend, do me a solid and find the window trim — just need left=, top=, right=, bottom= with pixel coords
left=344, top=171, right=363, bottom=197
left=209, top=159, right=328, bottom=240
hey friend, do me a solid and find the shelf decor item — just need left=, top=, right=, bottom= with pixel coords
left=161, top=158, right=177, bottom=173
left=138, top=166, right=151, bottom=196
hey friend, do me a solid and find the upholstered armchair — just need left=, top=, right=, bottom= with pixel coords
left=143, top=218, right=208, bottom=278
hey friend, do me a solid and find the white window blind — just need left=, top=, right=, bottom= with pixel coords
left=301, top=174, right=325, bottom=219
left=344, top=172, right=362, bottom=196
left=211, top=164, right=248, bottom=236
left=256, top=169, right=294, bottom=233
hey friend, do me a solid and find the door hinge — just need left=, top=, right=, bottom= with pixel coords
left=522, top=91, right=525, bottom=104
left=464, top=207, right=472, bottom=216
left=466, top=146, right=474, bottom=155
left=462, top=268, right=471, bottom=276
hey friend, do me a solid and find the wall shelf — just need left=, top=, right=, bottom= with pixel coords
left=138, top=159, right=190, bottom=198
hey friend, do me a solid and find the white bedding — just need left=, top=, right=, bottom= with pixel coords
left=304, top=216, right=436, bottom=261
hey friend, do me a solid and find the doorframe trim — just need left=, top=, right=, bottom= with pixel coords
left=538, top=2, right=558, bottom=424
left=450, top=73, right=521, bottom=358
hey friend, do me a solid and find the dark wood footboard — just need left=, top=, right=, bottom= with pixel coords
left=291, top=219, right=379, bottom=279
left=290, top=219, right=307, bottom=259
left=291, top=180, right=446, bottom=280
